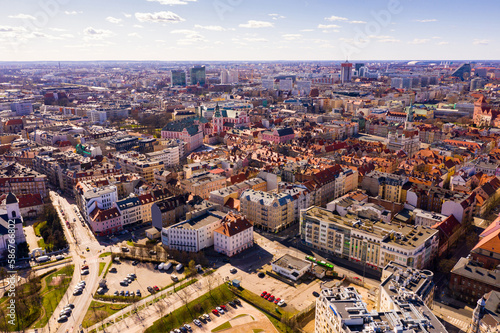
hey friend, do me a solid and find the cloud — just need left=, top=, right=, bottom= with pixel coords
left=318, top=24, right=340, bottom=29
left=268, top=14, right=285, bottom=20
left=83, top=27, right=115, bottom=40
left=123, top=13, right=132, bottom=18
left=61, top=33, right=74, bottom=38
left=135, top=11, right=185, bottom=23
left=378, top=38, right=400, bottom=43
left=8, top=14, right=36, bottom=20
left=147, top=0, right=197, bottom=5
left=325, top=15, right=348, bottom=21
left=349, top=21, right=366, bottom=24
left=106, top=16, right=122, bottom=24
left=194, top=25, right=225, bottom=31
left=133, top=24, right=144, bottom=28
left=301, top=29, right=314, bottom=32
left=171, top=29, right=197, bottom=34
left=282, top=34, right=302, bottom=41
left=414, top=19, right=437, bottom=23
left=473, top=39, right=490, bottom=45
left=436, top=41, right=449, bottom=45
left=239, top=20, right=274, bottom=28
left=243, top=37, right=268, bottom=42
left=49, top=27, right=67, bottom=32
left=64, top=11, right=82, bottom=15
left=408, top=38, right=430, bottom=44
left=177, top=32, right=206, bottom=45
left=128, top=32, right=142, bottom=38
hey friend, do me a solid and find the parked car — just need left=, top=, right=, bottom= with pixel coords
left=212, top=309, right=219, bottom=315
left=65, top=303, right=75, bottom=309
left=120, top=281, right=128, bottom=286
left=147, top=286, right=154, bottom=293
left=258, top=272, right=265, bottom=278
left=278, top=299, right=286, bottom=307
left=110, top=267, right=117, bottom=273
left=274, top=297, right=281, bottom=304
left=268, top=295, right=275, bottom=302
left=261, top=291, right=267, bottom=297
left=130, top=291, right=135, bottom=297
left=220, top=305, right=227, bottom=311
left=121, top=247, right=129, bottom=252
left=228, top=301, right=236, bottom=307
left=125, top=291, right=129, bottom=297
left=136, top=290, right=141, bottom=297
left=153, top=286, right=160, bottom=292
left=114, top=291, right=119, bottom=296
left=184, top=323, right=192, bottom=331
left=216, top=306, right=224, bottom=314
left=57, top=316, right=68, bottom=323
left=203, top=313, right=210, bottom=321
left=233, top=299, right=241, bottom=306
left=132, top=260, right=139, bottom=266
left=230, top=268, right=237, bottom=274
left=193, top=318, right=202, bottom=326
left=120, top=291, right=124, bottom=296
left=81, top=269, right=89, bottom=275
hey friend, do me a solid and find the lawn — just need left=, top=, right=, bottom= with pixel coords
left=82, top=301, right=130, bottom=328
left=99, top=262, right=106, bottom=276
left=212, top=321, right=232, bottom=332
left=173, top=279, right=198, bottom=292
left=99, top=252, right=112, bottom=258
left=34, top=221, right=47, bottom=237
left=32, top=265, right=75, bottom=329
left=145, top=283, right=235, bottom=333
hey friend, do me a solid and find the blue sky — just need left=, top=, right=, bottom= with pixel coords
left=0, top=0, right=498, bottom=61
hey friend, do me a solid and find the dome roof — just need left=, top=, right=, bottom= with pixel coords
left=6, top=192, right=17, bottom=204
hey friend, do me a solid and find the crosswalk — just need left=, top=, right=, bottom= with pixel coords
left=447, top=315, right=470, bottom=331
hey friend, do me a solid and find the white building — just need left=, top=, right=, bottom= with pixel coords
left=75, top=183, right=118, bottom=223
left=261, top=79, right=275, bottom=90
left=115, top=196, right=142, bottom=226
left=214, top=213, right=253, bottom=257
left=413, top=208, right=447, bottom=227
left=0, top=193, right=26, bottom=255
left=89, top=109, right=107, bottom=124
left=161, top=210, right=226, bottom=252
left=271, top=254, right=311, bottom=281
left=146, top=145, right=181, bottom=167
left=10, top=102, right=32, bottom=116
left=279, top=79, right=293, bottom=91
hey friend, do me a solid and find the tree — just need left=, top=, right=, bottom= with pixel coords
left=187, top=260, right=196, bottom=278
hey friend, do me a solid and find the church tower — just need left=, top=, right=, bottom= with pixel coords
left=5, top=192, right=20, bottom=220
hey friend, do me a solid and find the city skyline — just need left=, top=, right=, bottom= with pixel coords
left=0, top=0, right=499, bottom=62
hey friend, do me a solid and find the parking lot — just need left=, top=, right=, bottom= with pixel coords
left=104, top=258, right=186, bottom=297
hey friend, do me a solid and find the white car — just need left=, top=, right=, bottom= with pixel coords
left=277, top=299, right=285, bottom=307
left=216, top=306, right=224, bottom=314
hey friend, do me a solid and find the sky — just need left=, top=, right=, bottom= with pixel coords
left=0, top=0, right=499, bottom=62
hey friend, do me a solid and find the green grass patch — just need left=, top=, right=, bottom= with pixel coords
left=174, top=279, right=197, bottom=292
left=233, top=314, right=251, bottom=319
left=99, top=262, right=106, bottom=276
left=253, top=330, right=264, bottom=333
left=212, top=321, right=232, bottom=332
left=99, top=252, right=112, bottom=258
left=126, top=240, right=134, bottom=246
left=202, top=269, right=215, bottom=276
left=32, top=265, right=75, bottom=329
left=37, top=238, right=47, bottom=249
left=33, top=221, right=47, bottom=237
left=82, top=301, right=129, bottom=328
left=145, top=283, right=235, bottom=333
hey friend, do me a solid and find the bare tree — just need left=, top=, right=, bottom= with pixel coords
left=177, top=288, right=192, bottom=317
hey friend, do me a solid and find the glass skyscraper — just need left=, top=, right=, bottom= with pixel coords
left=171, top=70, right=186, bottom=86
left=190, top=66, right=206, bottom=86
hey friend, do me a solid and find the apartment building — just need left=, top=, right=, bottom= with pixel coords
left=75, top=183, right=118, bottom=222
left=209, top=177, right=267, bottom=206
left=300, top=207, right=439, bottom=270
left=315, top=285, right=446, bottom=333
left=88, top=207, right=122, bottom=236
left=240, top=189, right=294, bottom=232
left=108, top=152, right=164, bottom=184
left=161, top=209, right=226, bottom=252
left=116, top=197, right=142, bottom=226
left=151, top=194, right=189, bottom=229
left=180, top=171, right=226, bottom=199
left=0, top=162, right=48, bottom=198
left=138, top=193, right=154, bottom=223
left=214, top=213, right=253, bottom=257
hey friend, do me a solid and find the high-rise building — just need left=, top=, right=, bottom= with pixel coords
left=190, top=66, right=206, bottom=86
left=171, top=70, right=186, bottom=86
left=220, top=69, right=239, bottom=84
left=340, top=62, right=352, bottom=84
left=451, top=63, right=472, bottom=81
left=355, top=62, right=365, bottom=72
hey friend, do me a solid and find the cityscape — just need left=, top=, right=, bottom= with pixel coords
left=0, top=1, right=500, bottom=333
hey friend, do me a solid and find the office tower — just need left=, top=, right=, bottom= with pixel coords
left=358, top=66, right=367, bottom=78
left=340, top=62, right=352, bottom=84
left=355, top=63, right=365, bottom=72
left=470, top=77, right=484, bottom=91
left=261, top=79, right=275, bottom=90
left=171, top=70, right=186, bottom=86
left=220, top=70, right=238, bottom=84
left=221, top=69, right=229, bottom=84
left=451, top=63, right=471, bottom=81
left=279, top=78, right=293, bottom=91
left=190, top=66, right=206, bottom=86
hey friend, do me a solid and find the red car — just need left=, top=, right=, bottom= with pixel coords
left=220, top=305, right=227, bottom=311
left=264, top=294, right=270, bottom=300
left=153, top=286, right=160, bottom=292
left=212, top=309, right=219, bottom=315
left=268, top=295, right=275, bottom=302
left=261, top=291, right=267, bottom=297
left=274, top=297, right=281, bottom=304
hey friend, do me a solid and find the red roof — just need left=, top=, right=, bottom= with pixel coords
left=17, top=194, right=43, bottom=208
left=5, top=119, right=23, bottom=126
